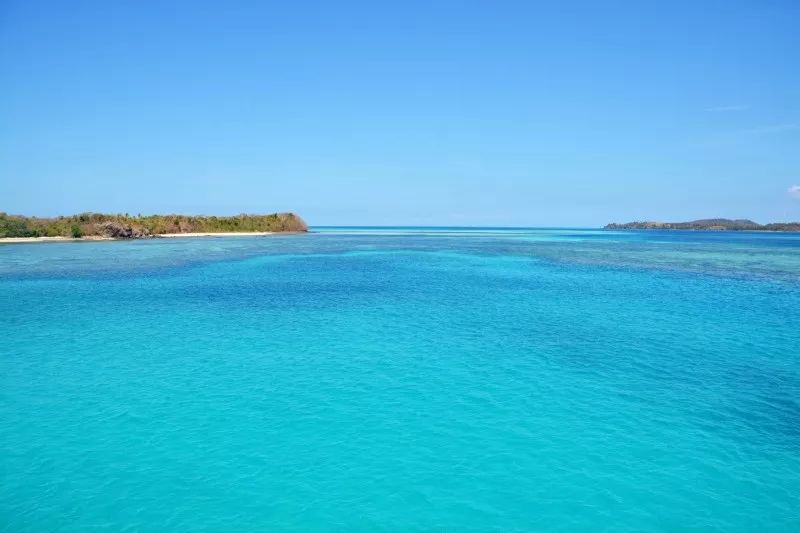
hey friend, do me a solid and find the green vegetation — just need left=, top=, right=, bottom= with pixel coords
left=0, top=212, right=308, bottom=239
left=605, top=218, right=800, bottom=232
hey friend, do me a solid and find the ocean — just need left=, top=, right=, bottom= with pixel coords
left=2, top=228, right=799, bottom=530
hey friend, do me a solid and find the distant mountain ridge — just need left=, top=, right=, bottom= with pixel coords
left=605, top=218, right=800, bottom=232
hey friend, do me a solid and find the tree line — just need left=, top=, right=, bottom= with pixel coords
left=0, top=212, right=308, bottom=238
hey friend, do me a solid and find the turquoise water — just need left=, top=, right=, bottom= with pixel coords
left=2, top=228, right=799, bottom=530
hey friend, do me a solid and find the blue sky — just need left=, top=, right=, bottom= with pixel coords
left=1, top=0, right=798, bottom=226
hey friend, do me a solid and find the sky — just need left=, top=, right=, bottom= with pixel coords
left=1, top=0, right=798, bottom=226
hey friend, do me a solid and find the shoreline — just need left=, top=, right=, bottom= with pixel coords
left=156, top=231, right=275, bottom=238
left=0, top=236, right=114, bottom=244
left=0, top=231, right=289, bottom=244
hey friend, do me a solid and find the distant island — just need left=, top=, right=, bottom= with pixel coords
left=0, top=212, right=307, bottom=240
left=605, top=218, right=800, bottom=232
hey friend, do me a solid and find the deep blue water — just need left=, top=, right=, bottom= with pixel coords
left=2, top=228, right=799, bottom=530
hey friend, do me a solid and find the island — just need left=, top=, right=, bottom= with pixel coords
left=605, top=218, right=800, bottom=232
left=0, top=212, right=308, bottom=241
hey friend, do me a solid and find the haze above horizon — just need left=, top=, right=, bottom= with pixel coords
left=1, top=1, right=798, bottom=226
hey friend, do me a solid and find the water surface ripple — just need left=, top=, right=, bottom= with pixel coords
left=2, top=228, right=799, bottom=530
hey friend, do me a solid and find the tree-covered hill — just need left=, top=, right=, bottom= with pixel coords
left=605, top=219, right=800, bottom=232
left=0, top=212, right=308, bottom=238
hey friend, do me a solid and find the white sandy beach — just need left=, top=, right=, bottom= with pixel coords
left=157, top=232, right=275, bottom=238
left=0, top=236, right=113, bottom=244
left=0, top=232, right=280, bottom=244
